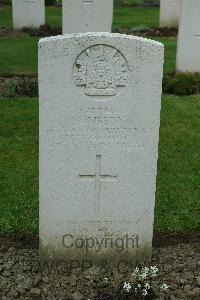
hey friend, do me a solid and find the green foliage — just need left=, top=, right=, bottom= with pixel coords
left=146, top=0, right=159, bottom=5
left=163, top=72, right=200, bottom=96
left=45, top=0, right=56, bottom=6
left=0, top=0, right=11, bottom=5
left=3, top=79, right=16, bottom=97
left=22, top=24, right=61, bottom=37
left=0, top=78, right=38, bottom=98
left=17, top=78, right=38, bottom=97
left=115, top=0, right=159, bottom=6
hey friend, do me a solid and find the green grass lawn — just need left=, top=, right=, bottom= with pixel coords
left=0, top=5, right=159, bottom=29
left=0, top=36, right=176, bottom=76
left=0, top=37, right=38, bottom=76
left=156, top=95, right=200, bottom=232
left=0, top=99, right=38, bottom=234
left=0, top=95, right=199, bottom=235
left=45, top=6, right=62, bottom=27
left=155, top=37, right=177, bottom=75
left=0, top=5, right=12, bottom=28
left=113, top=7, right=159, bottom=29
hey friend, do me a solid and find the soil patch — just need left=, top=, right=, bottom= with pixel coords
left=0, top=239, right=199, bottom=299
left=114, top=1, right=159, bottom=8
left=153, top=232, right=200, bottom=248
left=0, top=27, right=26, bottom=37
left=130, top=27, right=178, bottom=37
left=54, top=2, right=160, bottom=8
left=0, top=236, right=39, bottom=250
left=0, top=25, right=178, bottom=38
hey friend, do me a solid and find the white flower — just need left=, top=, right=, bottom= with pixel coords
left=137, top=284, right=141, bottom=288
left=123, top=282, right=132, bottom=292
left=133, top=267, right=140, bottom=275
left=145, top=282, right=150, bottom=290
left=142, top=289, right=148, bottom=296
left=150, top=266, right=159, bottom=277
left=160, top=283, right=170, bottom=291
left=151, top=266, right=159, bottom=273
left=144, top=267, right=150, bottom=272
left=139, top=272, right=147, bottom=280
left=103, top=277, right=108, bottom=283
left=135, top=267, right=140, bottom=272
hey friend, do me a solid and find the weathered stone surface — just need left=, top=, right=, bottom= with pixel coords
left=12, top=0, right=45, bottom=29
left=176, top=0, right=200, bottom=72
left=160, top=0, right=181, bottom=28
left=39, top=33, right=163, bottom=265
left=62, top=0, right=113, bottom=34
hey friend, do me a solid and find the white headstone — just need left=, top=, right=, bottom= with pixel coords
left=160, top=0, right=181, bottom=28
left=39, top=33, right=164, bottom=265
left=12, top=0, right=45, bottom=29
left=176, top=0, right=200, bottom=72
left=62, top=0, right=113, bottom=34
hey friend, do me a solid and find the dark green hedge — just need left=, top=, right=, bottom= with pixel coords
left=45, top=0, right=57, bottom=6
left=163, top=73, right=200, bottom=96
left=1, top=73, right=200, bottom=98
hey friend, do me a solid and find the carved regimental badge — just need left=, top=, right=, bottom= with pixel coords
left=73, top=45, right=129, bottom=97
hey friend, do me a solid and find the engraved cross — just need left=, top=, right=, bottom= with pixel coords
left=79, top=155, right=118, bottom=215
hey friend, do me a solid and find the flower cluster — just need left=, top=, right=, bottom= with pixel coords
left=123, top=282, right=132, bottom=293
left=120, top=266, right=169, bottom=298
left=133, top=266, right=159, bottom=280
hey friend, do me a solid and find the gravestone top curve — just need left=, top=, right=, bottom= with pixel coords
left=39, top=32, right=163, bottom=47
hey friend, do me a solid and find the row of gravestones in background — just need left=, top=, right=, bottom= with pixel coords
left=10, top=0, right=200, bottom=74
left=10, top=0, right=177, bottom=31
left=1, top=0, right=160, bottom=6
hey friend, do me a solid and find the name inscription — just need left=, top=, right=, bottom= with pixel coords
left=43, top=106, right=152, bottom=150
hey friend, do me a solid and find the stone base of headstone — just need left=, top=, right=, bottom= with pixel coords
left=12, top=0, right=45, bottom=29
left=39, top=33, right=164, bottom=266
left=176, top=0, right=200, bottom=72
left=160, top=0, right=181, bottom=28
left=40, top=238, right=152, bottom=269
